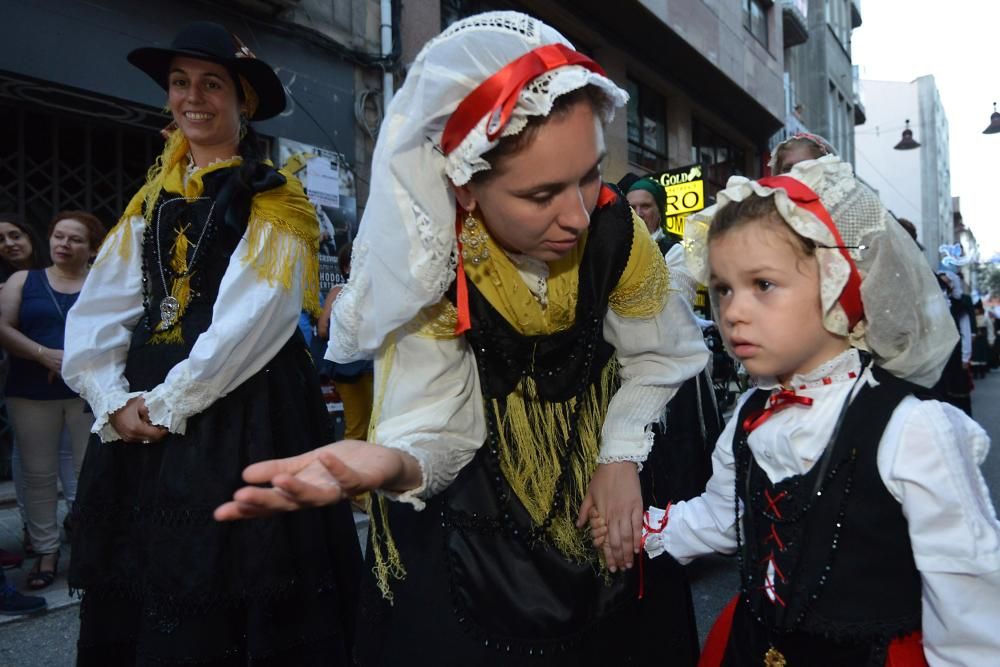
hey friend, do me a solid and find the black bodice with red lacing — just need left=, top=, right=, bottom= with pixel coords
left=732, top=366, right=922, bottom=648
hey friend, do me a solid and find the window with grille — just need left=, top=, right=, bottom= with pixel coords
left=0, top=102, right=158, bottom=238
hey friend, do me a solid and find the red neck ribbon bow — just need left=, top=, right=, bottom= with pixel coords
left=445, top=43, right=606, bottom=336
left=756, top=175, right=864, bottom=331
left=741, top=389, right=814, bottom=434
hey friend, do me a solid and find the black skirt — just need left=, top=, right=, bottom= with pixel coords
left=70, top=335, right=362, bottom=666
left=354, top=448, right=700, bottom=667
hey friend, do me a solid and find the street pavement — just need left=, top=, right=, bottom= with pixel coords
left=2, top=371, right=999, bottom=665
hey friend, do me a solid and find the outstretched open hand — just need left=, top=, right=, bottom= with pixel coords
left=214, top=440, right=418, bottom=521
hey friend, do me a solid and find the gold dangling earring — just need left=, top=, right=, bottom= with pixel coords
left=459, top=208, right=490, bottom=265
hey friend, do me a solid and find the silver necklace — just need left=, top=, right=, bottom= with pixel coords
left=153, top=196, right=216, bottom=328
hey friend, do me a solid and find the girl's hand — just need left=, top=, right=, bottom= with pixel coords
left=214, top=441, right=420, bottom=521
left=110, top=396, right=169, bottom=444
left=588, top=507, right=609, bottom=548
left=576, top=461, right=643, bottom=573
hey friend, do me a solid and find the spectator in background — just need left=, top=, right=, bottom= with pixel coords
left=769, top=132, right=835, bottom=175
left=627, top=177, right=671, bottom=254
left=0, top=210, right=105, bottom=589
left=934, top=269, right=974, bottom=415
left=318, top=242, right=374, bottom=442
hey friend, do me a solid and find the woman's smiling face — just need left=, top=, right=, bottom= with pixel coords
left=167, top=56, right=243, bottom=161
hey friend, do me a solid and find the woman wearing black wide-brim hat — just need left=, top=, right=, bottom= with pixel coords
left=62, top=22, right=361, bottom=665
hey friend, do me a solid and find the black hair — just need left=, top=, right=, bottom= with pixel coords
left=0, top=212, right=47, bottom=281
left=470, top=85, right=609, bottom=183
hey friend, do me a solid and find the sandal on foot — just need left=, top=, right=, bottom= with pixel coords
left=27, top=552, right=59, bottom=591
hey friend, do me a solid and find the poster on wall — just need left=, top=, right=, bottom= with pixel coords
left=276, top=138, right=359, bottom=304
left=276, top=139, right=358, bottom=418
left=651, top=163, right=706, bottom=239
left=648, top=163, right=708, bottom=310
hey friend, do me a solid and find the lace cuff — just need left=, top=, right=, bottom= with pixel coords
left=142, top=366, right=219, bottom=435
left=375, top=432, right=478, bottom=511
left=596, top=429, right=654, bottom=470
left=75, top=370, right=140, bottom=443
left=94, top=390, right=144, bottom=443
left=642, top=505, right=670, bottom=559
left=376, top=443, right=431, bottom=511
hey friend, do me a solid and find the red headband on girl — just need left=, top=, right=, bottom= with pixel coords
left=757, top=175, right=865, bottom=331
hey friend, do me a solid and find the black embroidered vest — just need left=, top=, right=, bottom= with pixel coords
left=124, top=164, right=285, bottom=391
left=733, top=367, right=922, bottom=645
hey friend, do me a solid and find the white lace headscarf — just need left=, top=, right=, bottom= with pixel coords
left=684, top=156, right=956, bottom=387
left=327, top=11, right=627, bottom=361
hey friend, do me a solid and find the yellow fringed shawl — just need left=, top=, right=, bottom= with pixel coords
left=369, top=200, right=672, bottom=597
left=96, top=130, right=321, bottom=340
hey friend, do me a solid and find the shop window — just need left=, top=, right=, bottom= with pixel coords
left=626, top=78, right=669, bottom=172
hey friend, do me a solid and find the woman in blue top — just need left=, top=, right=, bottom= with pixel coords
left=0, top=210, right=106, bottom=589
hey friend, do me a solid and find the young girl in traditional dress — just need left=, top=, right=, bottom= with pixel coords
left=593, top=156, right=1000, bottom=666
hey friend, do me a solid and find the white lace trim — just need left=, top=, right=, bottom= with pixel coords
left=596, top=429, right=654, bottom=471
left=445, top=66, right=628, bottom=186
left=374, top=435, right=436, bottom=511
left=411, top=201, right=459, bottom=300
left=328, top=242, right=368, bottom=361
left=142, top=365, right=219, bottom=435
left=93, top=388, right=144, bottom=443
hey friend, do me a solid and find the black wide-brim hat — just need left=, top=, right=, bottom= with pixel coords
left=127, top=21, right=286, bottom=121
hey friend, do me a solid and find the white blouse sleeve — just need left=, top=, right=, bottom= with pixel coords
left=646, top=392, right=751, bottom=563
left=598, top=289, right=709, bottom=464
left=369, top=327, right=487, bottom=510
left=878, top=397, right=1000, bottom=666
left=139, top=222, right=304, bottom=435
left=63, top=215, right=146, bottom=441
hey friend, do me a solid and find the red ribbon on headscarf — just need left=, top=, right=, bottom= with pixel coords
left=757, top=175, right=865, bottom=331
left=440, top=43, right=606, bottom=156
left=741, top=389, right=814, bottom=434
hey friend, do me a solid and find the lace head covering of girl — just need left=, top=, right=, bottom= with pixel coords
left=684, top=155, right=957, bottom=387
left=328, top=11, right=628, bottom=361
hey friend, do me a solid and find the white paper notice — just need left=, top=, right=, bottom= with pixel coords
left=306, top=157, right=340, bottom=208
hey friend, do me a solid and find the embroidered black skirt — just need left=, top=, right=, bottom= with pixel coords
left=69, top=334, right=362, bottom=666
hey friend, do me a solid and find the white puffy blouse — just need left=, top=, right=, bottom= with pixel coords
left=647, top=348, right=1000, bottom=666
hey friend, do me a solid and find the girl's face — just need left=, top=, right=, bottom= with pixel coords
left=49, top=219, right=94, bottom=269
left=453, top=100, right=606, bottom=263
left=0, top=221, right=33, bottom=268
left=775, top=142, right=822, bottom=174
left=708, top=218, right=848, bottom=384
left=167, top=56, right=243, bottom=161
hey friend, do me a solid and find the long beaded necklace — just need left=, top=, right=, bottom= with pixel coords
left=734, top=363, right=868, bottom=667
left=152, top=196, right=216, bottom=328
